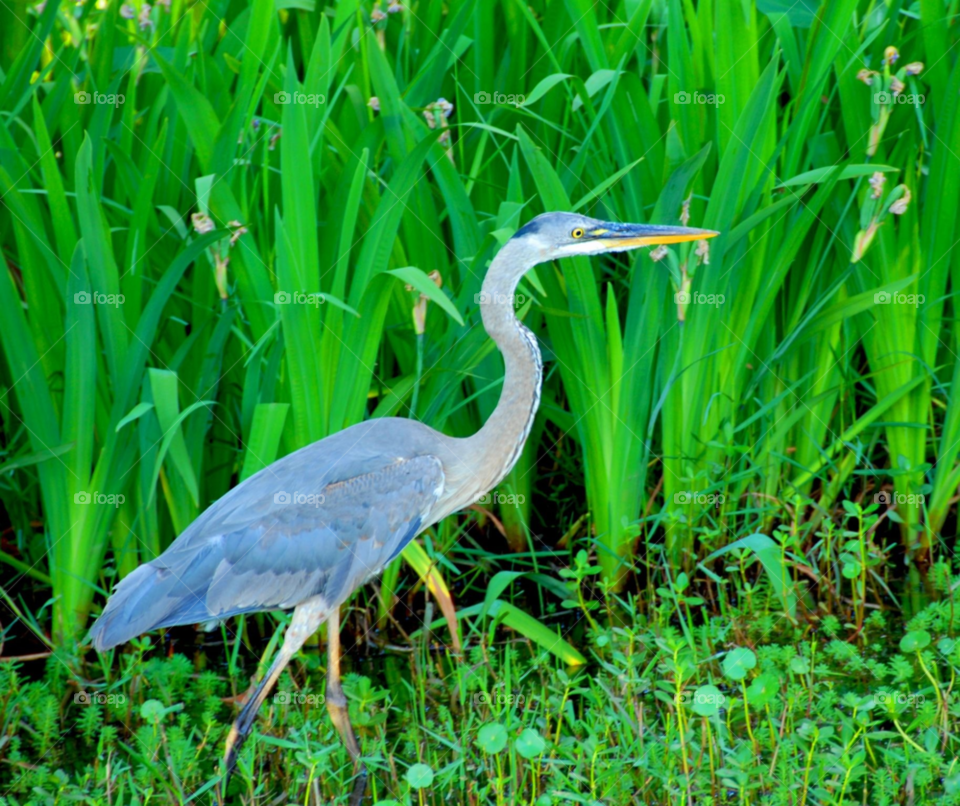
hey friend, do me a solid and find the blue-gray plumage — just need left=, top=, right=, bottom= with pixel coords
left=90, top=422, right=447, bottom=646
left=86, top=211, right=717, bottom=805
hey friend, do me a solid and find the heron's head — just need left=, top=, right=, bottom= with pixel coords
left=512, top=211, right=718, bottom=259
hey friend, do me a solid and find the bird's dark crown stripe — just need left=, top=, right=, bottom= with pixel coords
left=513, top=216, right=544, bottom=239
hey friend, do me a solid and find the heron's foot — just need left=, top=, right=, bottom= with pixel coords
left=219, top=724, right=245, bottom=800
left=326, top=689, right=362, bottom=759
left=327, top=685, right=367, bottom=804
left=222, top=713, right=250, bottom=776
left=347, top=763, right=368, bottom=806
left=220, top=680, right=274, bottom=799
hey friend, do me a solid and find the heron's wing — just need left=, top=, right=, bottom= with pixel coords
left=89, top=421, right=445, bottom=649
left=204, top=454, right=444, bottom=613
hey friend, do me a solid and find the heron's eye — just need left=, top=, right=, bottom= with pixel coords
left=572, top=228, right=584, bottom=239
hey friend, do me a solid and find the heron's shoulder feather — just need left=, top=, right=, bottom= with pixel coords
left=183, top=418, right=444, bottom=534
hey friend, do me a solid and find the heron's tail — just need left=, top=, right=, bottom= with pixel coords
left=87, top=551, right=220, bottom=651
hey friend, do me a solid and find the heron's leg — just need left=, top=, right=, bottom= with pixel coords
left=219, top=601, right=327, bottom=802
left=325, top=607, right=368, bottom=806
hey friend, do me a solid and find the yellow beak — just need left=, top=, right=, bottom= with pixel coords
left=591, top=223, right=719, bottom=249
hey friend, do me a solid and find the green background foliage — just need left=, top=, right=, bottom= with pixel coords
left=2, top=0, right=960, bottom=803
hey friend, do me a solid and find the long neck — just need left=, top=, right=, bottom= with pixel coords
left=462, top=239, right=543, bottom=492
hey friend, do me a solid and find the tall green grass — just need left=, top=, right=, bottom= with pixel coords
left=0, top=0, right=958, bottom=649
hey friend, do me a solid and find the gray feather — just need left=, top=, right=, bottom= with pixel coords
left=88, top=419, right=446, bottom=650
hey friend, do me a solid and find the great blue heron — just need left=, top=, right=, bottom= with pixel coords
left=88, top=211, right=716, bottom=804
